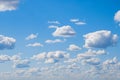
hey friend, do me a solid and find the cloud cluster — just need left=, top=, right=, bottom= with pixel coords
left=32, top=51, right=69, bottom=64
left=83, top=30, right=118, bottom=48
left=0, top=0, right=19, bottom=12
left=0, top=35, right=16, bottom=50
left=52, top=25, right=76, bottom=37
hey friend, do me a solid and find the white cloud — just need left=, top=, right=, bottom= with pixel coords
left=25, top=33, right=38, bottom=40
left=70, top=19, right=79, bottom=22
left=45, top=39, right=65, bottom=44
left=103, top=57, right=118, bottom=65
left=45, top=58, right=58, bottom=64
left=52, top=25, right=76, bottom=37
left=0, top=0, right=19, bottom=12
left=48, top=21, right=60, bottom=24
left=46, top=51, right=69, bottom=59
left=77, top=49, right=106, bottom=60
left=0, top=55, right=10, bottom=63
left=32, top=52, right=46, bottom=60
left=49, top=25, right=58, bottom=29
left=114, top=10, right=120, bottom=22
left=83, top=30, right=118, bottom=48
left=67, top=44, right=81, bottom=51
left=13, top=59, right=30, bottom=68
left=26, top=42, right=43, bottom=47
left=0, top=35, right=16, bottom=50
left=83, top=58, right=100, bottom=65
left=32, top=51, right=69, bottom=64
left=75, top=21, right=86, bottom=25
left=70, top=18, right=86, bottom=25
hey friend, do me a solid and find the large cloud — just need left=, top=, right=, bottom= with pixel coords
left=52, top=25, right=76, bottom=37
left=83, top=30, right=118, bottom=48
left=0, top=0, right=19, bottom=12
left=0, top=35, right=16, bottom=50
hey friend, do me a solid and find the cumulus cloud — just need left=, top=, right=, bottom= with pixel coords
left=32, top=52, right=46, bottom=60
left=25, top=33, right=38, bottom=40
left=0, top=35, right=16, bottom=50
left=67, top=44, right=81, bottom=51
left=0, top=0, right=19, bottom=12
left=32, top=51, right=69, bottom=64
left=114, top=10, right=120, bottom=26
left=26, top=42, right=43, bottom=47
left=45, top=39, right=65, bottom=44
left=77, top=49, right=106, bottom=60
left=13, top=59, right=30, bottom=68
left=0, top=55, right=11, bottom=63
left=83, top=30, right=118, bottom=48
left=52, top=25, right=76, bottom=37
left=114, top=10, right=120, bottom=22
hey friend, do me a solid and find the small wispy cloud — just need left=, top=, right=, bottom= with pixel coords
left=25, top=33, right=38, bottom=40
left=45, top=39, right=66, bottom=44
left=48, top=21, right=60, bottom=24
left=26, top=42, right=43, bottom=47
left=70, top=18, right=86, bottom=25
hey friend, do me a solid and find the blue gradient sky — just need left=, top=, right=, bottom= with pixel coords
left=0, top=0, right=120, bottom=80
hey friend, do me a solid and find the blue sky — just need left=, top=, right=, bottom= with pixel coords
left=0, top=0, right=120, bottom=80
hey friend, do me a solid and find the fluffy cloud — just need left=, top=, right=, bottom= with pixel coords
left=13, top=59, right=30, bottom=68
left=52, top=25, right=76, bottom=37
left=77, top=49, right=106, bottom=60
left=32, top=52, right=46, bottom=60
left=32, top=51, right=69, bottom=64
left=67, top=44, right=81, bottom=51
left=25, top=33, right=38, bottom=40
left=0, top=35, right=16, bottom=50
left=83, top=30, right=118, bottom=48
left=45, top=39, right=65, bottom=44
left=114, top=10, right=120, bottom=22
left=0, top=0, right=19, bottom=12
left=83, top=58, right=100, bottom=65
left=0, top=55, right=11, bottom=63
left=26, top=42, right=43, bottom=47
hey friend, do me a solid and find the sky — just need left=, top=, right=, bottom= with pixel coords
left=0, top=0, right=120, bottom=80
